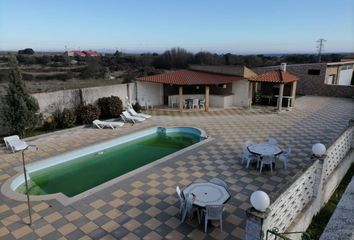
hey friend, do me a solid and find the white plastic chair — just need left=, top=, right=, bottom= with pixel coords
left=277, top=148, right=291, bottom=169
left=146, top=99, right=153, bottom=110
left=3, top=135, right=28, bottom=153
left=176, top=186, right=185, bottom=217
left=199, top=99, right=205, bottom=109
left=241, top=140, right=258, bottom=168
left=120, top=111, right=145, bottom=123
left=203, top=204, right=224, bottom=233
left=209, top=178, right=228, bottom=190
left=259, top=155, right=274, bottom=174
left=267, top=137, right=278, bottom=145
left=192, top=99, right=199, bottom=109
left=127, top=108, right=151, bottom=119
left=177, top=187, right=200, bottom=223
left=92, top=120, right=124, bottom=129
left=170, top=97, right=178, bottom=108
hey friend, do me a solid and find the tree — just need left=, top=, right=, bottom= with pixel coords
left=153, top=47, right=193, bottom=69
left=18, top=48, right=35, bottom=55
left=1, top=67, right=40, bottom=136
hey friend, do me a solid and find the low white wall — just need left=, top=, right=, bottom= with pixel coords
left=136, top=82, right=163, bottom=106
left=32, top=89, right=80, bottom=114
left=232, top=80, right=249, bottom=107
left=210, top=95, right=233, bottom=108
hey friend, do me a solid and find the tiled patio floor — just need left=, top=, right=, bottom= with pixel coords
left=0, top=96, right=353, bottom=240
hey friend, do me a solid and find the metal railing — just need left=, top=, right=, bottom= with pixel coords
left=266, top=227, right=312, bottom=240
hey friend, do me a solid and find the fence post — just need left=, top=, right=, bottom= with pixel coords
left=245, top=207, right=270, bottom=240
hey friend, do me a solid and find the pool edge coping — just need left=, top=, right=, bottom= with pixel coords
left=1, top=125, right=213, bottom=206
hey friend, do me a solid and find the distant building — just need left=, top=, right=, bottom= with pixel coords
left=64, top=50, right=99, bottom=57
left=254, top=61, right=354, bottom=98
left=325, top=61, right=354, bottom=86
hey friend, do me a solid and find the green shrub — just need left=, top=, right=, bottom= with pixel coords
left=59, top=108, right=76, bottom=128
left=75, top=104, right=100, bottom=124
left=133, top=102, right=142, bottom=113
left=97, top=96, right=123, bottom=119
left=0, top=67, right=41, bottom=136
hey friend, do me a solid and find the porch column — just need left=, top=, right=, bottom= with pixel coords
left=290, top=81, right=297, bottom=107
left=179, top=86, right=183, bottom=113
left=277, top=84, right=284, bottom=112
left=248, top=81, right=253, bottom=108
left=205, top=85, right=210, bottom=112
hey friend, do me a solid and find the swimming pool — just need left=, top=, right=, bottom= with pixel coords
left=9, top=127, right=206, bottom=200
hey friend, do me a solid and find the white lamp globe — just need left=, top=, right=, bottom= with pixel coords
left=312, top=143, right=326, bottom=157
left=250, top=191, right=270, bottom=212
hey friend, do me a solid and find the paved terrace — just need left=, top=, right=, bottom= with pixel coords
left=0, top=96, right=353, bottom=240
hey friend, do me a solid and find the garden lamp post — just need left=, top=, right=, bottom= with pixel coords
left=20, top=145, right=37, bottom=226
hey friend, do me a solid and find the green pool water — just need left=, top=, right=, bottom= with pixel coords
left=17, top=131, right=201, bottom=197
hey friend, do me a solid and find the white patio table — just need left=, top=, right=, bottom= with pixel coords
left=247, top=143, right=282, bottom=156
left=183, top=182, right=230, bottom=207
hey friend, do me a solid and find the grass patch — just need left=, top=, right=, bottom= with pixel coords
left=305, top=163, right=354, bottom=239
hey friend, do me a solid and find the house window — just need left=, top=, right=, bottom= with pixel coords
left=308, top=69, right=321, bottom=75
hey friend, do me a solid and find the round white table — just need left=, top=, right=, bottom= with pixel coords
left=183, top=182, right=230, bottom=207
left=247, top=143, right=282, bottom=156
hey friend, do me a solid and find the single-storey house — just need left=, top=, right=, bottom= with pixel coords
left=135, top=65, right=257, bottom=112
left=135, top=64, right=299, bottom=112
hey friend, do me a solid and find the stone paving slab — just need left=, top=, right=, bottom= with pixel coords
left=0, top=96, right=353, bottom=240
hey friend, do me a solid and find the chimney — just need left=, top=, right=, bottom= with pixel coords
left=280, top=63, right=287, bottom=72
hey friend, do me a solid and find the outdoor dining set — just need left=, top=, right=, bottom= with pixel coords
left=169, top=97, right=205, bottom=109
left=176, top=177, right=230, bottom=232
left=241, top=137, right=291, bottom=173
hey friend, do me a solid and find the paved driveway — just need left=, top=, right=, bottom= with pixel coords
left=0, top=96, right=353, bottom=240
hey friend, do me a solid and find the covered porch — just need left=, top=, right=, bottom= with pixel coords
left=136, top=69, right=245, bottom=112
left=248, top=64, right=299, bottom=111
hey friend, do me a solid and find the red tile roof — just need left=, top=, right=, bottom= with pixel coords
left=136, top=70, right=245, bottom=85
left=249, top=70, right=299, bottom=83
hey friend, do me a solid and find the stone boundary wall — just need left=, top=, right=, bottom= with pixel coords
left=253, top=64, right=354, bottom=98
left=245, top=121, right=354, bottom=240
left=31, top=83, right=136, bottom=115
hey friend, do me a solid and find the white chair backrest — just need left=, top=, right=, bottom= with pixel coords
left=176, top=186, right=184, bottom=202
left=122, top=111, right=131, bottom=118
left=267, top=137, right=277, bottom=145
left=210, top=178, right=228, bottom=189
left=261, top=155, right=274, bottom=164
left=193, top=99, right=199, bottom=105
left=3, top=135, right=20, bottom=147
left=129, top=108, right=138, bottom=116
left=242, top=140, right=253, bottom=152
left=286, top=147, right=292, bottom=155
left=205, top=205, right=224, bottom=219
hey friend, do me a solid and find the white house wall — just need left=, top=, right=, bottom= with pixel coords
left=232, top=80, right=249, bottom=107
left=338, top=69, right=353, bottom=86
left=136, top=82, right=163, bottom=106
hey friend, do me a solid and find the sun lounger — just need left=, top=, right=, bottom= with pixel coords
left=3, top=135, right=28, bottom=153
left=127, top=108, right=151, bottom=119
left=93, top=120, right=124, bottom=129
left=121, top=111, right=145, bottom=123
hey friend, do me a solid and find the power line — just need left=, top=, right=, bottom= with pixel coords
left=316, top=38, right=326, bottom=63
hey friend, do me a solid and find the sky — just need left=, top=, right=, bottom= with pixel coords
left=0, top=0, right=353, bottom=54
